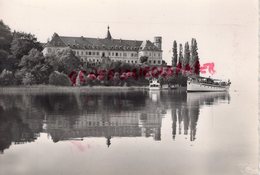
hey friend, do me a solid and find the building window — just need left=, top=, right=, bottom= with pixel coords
left=123, top=53, right=127, bottom=57
left=81, top=51, right=83, bottom=55
left=135, top=61, right=137, bottom=63
left=158, top=53, right=160, bottom=57
left=154, top=60, right=156, bottom=64
left=86, top=51, right=88, bottom=55
left=158, top=60, right=161, bottom=64
left=89, top=52, right=91, bottom=55
left=131, top=60, right=133, bottom=63
left=112, top=52, right=114, bottom=56
left=119, top=53, right=122, bottom=56
left=76, top=51, right=79, bottom=55
left=102, top=52, right=105, bottom=57
left=149, top=60, right=151, bottom=63
left=93, top=52, right=95, bottom=56
left=97, top=52, right=99, bottom=55
left=131, top=53, right=134, bottom=57
left=116, top=52, right=118, bottom=56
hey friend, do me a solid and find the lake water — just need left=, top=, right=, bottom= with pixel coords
left=0, top=90, right=257, bottom=175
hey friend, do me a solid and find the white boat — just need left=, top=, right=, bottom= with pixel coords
left=149, top=79, right=161, bottom=90
left=187, top=76, right=231, bottom=92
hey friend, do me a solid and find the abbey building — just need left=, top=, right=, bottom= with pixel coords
left=43, top=27, right=163, bottom=65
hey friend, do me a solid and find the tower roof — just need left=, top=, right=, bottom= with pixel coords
left=106, top=26, right=112, bottom=40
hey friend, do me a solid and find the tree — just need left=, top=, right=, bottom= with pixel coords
left=194, top=60, right=200, bottom=75
left=140, top=56, right=148, bottom=64
left=0, top=50, right=9, bottom=72
left=176, top=44, right=183, bottom=75
left=49, top=71, right=71, bottom=86
left=178, top=44, right=183, bottom=65
left=0, top=20, right=12, bottom=52
left=11, top=31, right=43, bottom=60
left=183, top=42, right=190, bottom=68
left=162, top=60, right=167, bottom=66
left=19, top=49, right=45, bottom=69
left=172, top=40, right=178, bottom=67
left=19, top=49, right=53, bottom=84
left=0, top=20, right=15, bottom=72
left=0, top=69, right=14, bottom=86
left=22, top=72, right=36, bottom=85
left=56, top=48, right=82, bottom=75
left=190, top=38, right=200, bottom=75
left=100, top=56, right=112, bottom=70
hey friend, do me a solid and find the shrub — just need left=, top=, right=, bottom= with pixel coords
left=22, top=72, right=36, bottom=85
left=49, top=71, right=71, bottom=86
left=0, top=69, right=14, bottom=86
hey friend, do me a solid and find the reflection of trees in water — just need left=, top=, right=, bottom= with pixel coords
left=171, top=92, right=230, bottom=141
left=0, top=91, right=230, bottom=151
left=0, top=96, right=41, bottom=152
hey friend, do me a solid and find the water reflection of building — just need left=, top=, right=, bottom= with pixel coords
left=0, top=91, right=230, bottom=152
left=46, top=111, right=162, bottom=146
left=171, top=92, right=230, bottom=141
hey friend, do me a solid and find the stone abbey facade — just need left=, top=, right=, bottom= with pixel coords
left=43, top=26, right=163, bottom=65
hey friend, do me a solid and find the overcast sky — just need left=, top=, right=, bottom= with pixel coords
left=0, top=0, right=258, bottom=92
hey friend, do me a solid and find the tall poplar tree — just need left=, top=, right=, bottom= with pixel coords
left=176, top=44, right=183, bottom=75
left=183, top=42, right=190, bottom=68
left=190, top=38, right=199, bottom=74
left=172, top=40, right=178, bottom=67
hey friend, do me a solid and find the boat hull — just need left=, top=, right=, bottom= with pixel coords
left=149, top=87, right=161, bottom=90
left=187, top=82, right=229, bottom=92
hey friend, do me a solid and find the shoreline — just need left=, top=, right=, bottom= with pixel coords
left=0, top=85, right=187, bottom=94
left=0, top=85, right=148, bottom=94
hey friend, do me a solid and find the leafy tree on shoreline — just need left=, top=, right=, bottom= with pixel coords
left=0, top=69, right=14, bottom=86
left=11, top=31, right=43, bottom=61
left=18, top=49, right=53, bottom=84
left=54, top=49, right=83, bottom=75
left=49, top=71, right=71, bottom=86
left=0, top=20, right=14, bottom=72
left=0, top=20, right=12, bottom=52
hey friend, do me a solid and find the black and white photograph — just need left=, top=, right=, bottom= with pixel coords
left=0, top=0, right=258, bottom=174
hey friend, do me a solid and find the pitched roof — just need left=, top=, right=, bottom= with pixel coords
left=45, top=33, right=67, bottom=47
left=140, top=40, right=159, bottom=51
left=46, top=32, right=161, bottom=52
